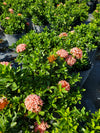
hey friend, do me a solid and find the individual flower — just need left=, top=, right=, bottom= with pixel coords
left=58, top=80, right=70, bottom=91
left=59, top=32, right=68, bottom=37
left=65, top=55, right=76, bottom=66
left=34, top=121, right=49, bottom=133
left=16, top=44, right=27, bottom=53
left=70, top=47, right=82, bottom=59
left=8, top=8, right=14, bottom=14
left=0, top=97, right=8, bottom=110
left=3, top=2, right=7, bottom=5
left=47, top=55, right=56, bottom=63
left=17, top=13, right=22, bottom=16
left=5, top=17, right=10, bottom=20
left=56, top=49, right=68, bottom=58
left=0, top=61, right=10, bottom=66
left=24, top=94, right=43, bottom=113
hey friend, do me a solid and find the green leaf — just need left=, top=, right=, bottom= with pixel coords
left=95, top=126, right=100, bottom=130
left=12, top=82, right=18, bottom=91
left=28, top=111, right=35, bottom=119
left=36, top=115, right=40, bottom=124
left=90, top=130, right=95, bottom=133
left=10, top=122, right=17, bottom=128
left=39, top=111, right=45, bottom=116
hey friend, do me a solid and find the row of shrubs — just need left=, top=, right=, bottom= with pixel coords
left=0, top=0, right=89, bottom=34
left=0, top=1, right=100, bottom=133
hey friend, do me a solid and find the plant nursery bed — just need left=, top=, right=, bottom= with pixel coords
left=0, top=1, right=100, bottom=132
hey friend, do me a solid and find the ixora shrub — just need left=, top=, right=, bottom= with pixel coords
left=51, top=107, right=100, bottom=133
left=92, top=4, right=100, bottom=19
left=81, top=109, right=100, bottom=133
left=0, top=12, right=29, bottom=34
left=45, top=1, right=89, bottom=33
left=11, top=29, right=93, bottom=72
left=31, top=0, right=89, bottom=33
left=50, top=0, right=87, bottom=6
left=31, top=0, right=53, bottom=26
left=0, top=1, right=4, bottom=15
left=1, top=0, right=36, bottom=18
left=63, top=22, right=99, bottom=51
left=0, top=58, right=85, bottom=132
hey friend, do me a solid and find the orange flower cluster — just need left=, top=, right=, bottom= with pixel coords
left=3, top=2, right=7, bottom=5
left=17, top=13, right=22, bottom=16
left=47, top=55, right=56, bottom=63
left=59, top=32, right=68, bottom=37
left=0, top=97, right=8, bottom=110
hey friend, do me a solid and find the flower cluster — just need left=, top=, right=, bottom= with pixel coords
left=16, top=44, right=27, bottom=53
left=8, top=8, right=14, bottom=14
left=58, top=80, right=70, bottom=91
left=0, top=97, right=8, bottom=110
left=5, top=17, right=10, bottom=20
left=56, top=47, right=82, bottom=67
left=34, top=121, right=49, bottom=133
left=47, top=55, right=56, bottom=63
left=24, top=94, right=43, bottom=113
left=3, top=2, right=7, bottom=5
left=59, top=32, right=68, bottom=37
left=65, top=55, right=76, bottom=67
left=56, top=49, right=68, bottom=58
left=17, top=13, right=22, bottom=16
left=0, top=61, right=10, bottom=66
left=70, top=47, right=82, bottom=59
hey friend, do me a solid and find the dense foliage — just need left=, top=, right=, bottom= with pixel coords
left=0, top=0, right=100, bottom=133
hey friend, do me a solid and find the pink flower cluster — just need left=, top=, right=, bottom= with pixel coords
left=70, top=47, right=82, bottom=59
left=24, top=94, right=43, bottom=113
left=8, top=8, right=14, bottom=14
left=58, top=80, right=70, bottom=91
left=5, top=17, right=10, bottom=20
left=0, top=97, right=8, bottom=110
left=59, top=32, right=68, bottom=37
left=56, top=49, right=68, bottom=58
left=0, top=61, right=10, bottom=66
left=65, top=55, right=76, bottom=67
left=56, top=47, right=82, bottom=66
left=34, top=121, right=49, bottom=133
left=16, top=44, right=27, bottom=53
